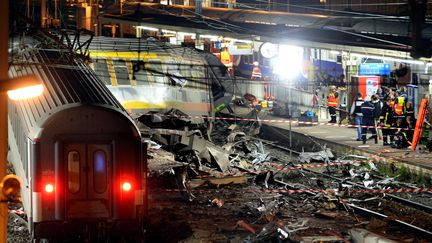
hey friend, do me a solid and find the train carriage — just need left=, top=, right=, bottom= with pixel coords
left=8, top=48, right=146, bottom=241
left=82, top=36, right=234, bottom=115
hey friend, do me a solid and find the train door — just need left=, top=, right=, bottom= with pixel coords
left=64, top=143, right=112, bottom=219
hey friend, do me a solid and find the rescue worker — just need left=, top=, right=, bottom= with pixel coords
left=393, top=118, right=413, bottom=149
left=350, top=92, right=364, bottom=141
left=393, top=92, right=405, bottom=120
left=250, top=61, right=262, bottom=80
left=379, top=98, right=395, bottom=146
left=405, top=101, right=415, bottom=125
left=361, top=96, right=377, bottom=144
left=327, top=87, right=339, bottom=123
left=371, top=94, right=382, bottom=140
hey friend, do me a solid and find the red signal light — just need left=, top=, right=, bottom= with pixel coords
left=122, top=182, right=132, bottom=192
left=45, top=183, right=54, bottom=193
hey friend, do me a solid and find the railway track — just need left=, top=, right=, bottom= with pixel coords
left=263, top=141, right=432, bottom=240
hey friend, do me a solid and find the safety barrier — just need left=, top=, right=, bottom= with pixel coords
left=261, top=187, right=432, bottom=194
left=139, top=113, right=416, bottom=131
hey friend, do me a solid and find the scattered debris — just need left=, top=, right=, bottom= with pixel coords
left=236, top=220, right=256, bottom=234
left=301, top=235, right=345, bottom=242
left=189, top=175, right=248, bottom=188
left=139, top=107, right=432, bottom=242
left=350, top=228, right=398, bottom=243
left=211, top=198, right=225, bottom=207
left=299, top=146, right=334, bottom=163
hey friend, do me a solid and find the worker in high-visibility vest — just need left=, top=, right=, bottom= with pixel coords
left=250, top=61, right=262, bottom=80
left=327, top=87, right=339, bottom=123
left=394, top=94, right=405, bottom=119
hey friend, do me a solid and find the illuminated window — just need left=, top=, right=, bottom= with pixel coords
left=67, top=151, right=80, bottom=193
left=93, top=150, right=107, bottom=193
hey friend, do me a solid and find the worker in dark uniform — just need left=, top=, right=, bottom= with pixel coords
left=327, top=87, right=339, bottom=123
left=371, top=94, right=382, bottom=140
left=380, top=98, right=395, bottom=146
left=393, top=118, right=413, bottom=149
left=361, top=96, right=377, bottom=144
left=350, top=92, right=364, bottom=141
left=405, top=101, right=415, bottom=125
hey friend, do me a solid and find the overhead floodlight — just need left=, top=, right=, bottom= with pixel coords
left=137, top=26, right=159, bottom=32
left=351, top=53, right=425, bottom=65
left=162, top=29, right=176, bottom=34
left=200, top=35, right=219, bottom=41
left=273, top=45, right=304, bottom=80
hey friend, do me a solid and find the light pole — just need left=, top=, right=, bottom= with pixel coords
left=0, top=76, right=44, bottom=241
left=1, top=1, right=44, bottom=241
left=0, top=0, right=9, bottom=240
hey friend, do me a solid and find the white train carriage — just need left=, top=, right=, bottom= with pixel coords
left=83, top=36, right=234, bottom=115
left=8, top=48, right=147, bottom=241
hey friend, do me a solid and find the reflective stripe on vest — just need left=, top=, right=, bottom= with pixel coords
left=251, top=67, right=262, bottom=79
left=327, top=96, right=338, bottom=107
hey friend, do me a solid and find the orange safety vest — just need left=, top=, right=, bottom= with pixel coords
left=251, top=66, right=262, bottom=79
left=394, top=97, right=405, bottom=115
left=327, top=95, right=338, bottom=107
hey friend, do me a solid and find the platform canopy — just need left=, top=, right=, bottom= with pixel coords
left=100, top=3, right=432, bottom=60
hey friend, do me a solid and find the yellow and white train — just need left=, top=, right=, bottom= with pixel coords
left=85, top=36, right=234, bottom=115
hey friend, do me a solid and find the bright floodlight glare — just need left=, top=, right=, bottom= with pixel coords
left=273, top=45, right=304, bottom=80
left=7, top=84, right=44, bottom=100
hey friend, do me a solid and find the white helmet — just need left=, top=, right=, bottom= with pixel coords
left=253, top=61, right=259, bottom=66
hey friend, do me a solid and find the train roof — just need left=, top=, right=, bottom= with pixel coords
left=8, top=48, right=130, bottom=136
left=81, top=36, right=210, bottom=58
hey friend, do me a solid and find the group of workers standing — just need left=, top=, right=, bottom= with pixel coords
left=327, top=86, right=415, bottom=148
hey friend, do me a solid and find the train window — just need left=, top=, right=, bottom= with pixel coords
left=93, top=150, right=107, bottom=193
left=67, top=151, right=80, bottom=194
left=246, top=55, right=252, bottom=64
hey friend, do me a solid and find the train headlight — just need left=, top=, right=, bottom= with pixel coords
left=122, top=182, right=132, bottom=192
left=44, top=183, right=54, bottom=193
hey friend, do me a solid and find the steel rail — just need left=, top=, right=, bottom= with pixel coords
left=263, top=142, right=432, bottom=214
left=264, top=142, right=432, bottom=239
left=348, top=203, right=432, bottom=239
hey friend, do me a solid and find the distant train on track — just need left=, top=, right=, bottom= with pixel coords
left=82, top=36, right=234, bottom=115
left=8, top=48, right=147, bottom=242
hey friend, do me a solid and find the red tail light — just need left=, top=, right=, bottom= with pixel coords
left=45, top=183, right=54, bottom=193
left=122, top=182, right=132, bottom=192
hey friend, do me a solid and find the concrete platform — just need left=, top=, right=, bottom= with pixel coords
left=231, top=106, right=432, bottom=175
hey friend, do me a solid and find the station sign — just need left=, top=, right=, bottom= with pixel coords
left=228, top=43, right=253, bottom=55
left=358, top=63, right=390, bottom=76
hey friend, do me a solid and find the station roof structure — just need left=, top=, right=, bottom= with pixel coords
left=100, top=3, right=432, bottom=60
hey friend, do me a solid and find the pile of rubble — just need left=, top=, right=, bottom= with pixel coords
left=138, top=109, right=273, bottom=198
left=138, top=109, right=431, bottom=242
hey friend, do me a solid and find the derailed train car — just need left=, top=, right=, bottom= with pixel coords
left=8, top=48, right=147, bottom=241
left=83, top=36, right=234, bottom=115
